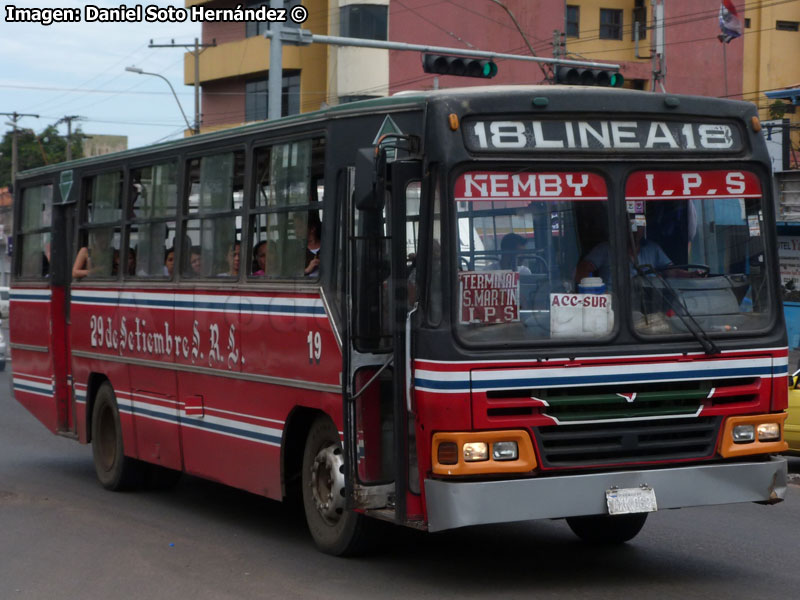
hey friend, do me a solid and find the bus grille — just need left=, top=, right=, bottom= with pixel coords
left=521, top=379, right=759, bottom=422
left=532, top=416, right=722, bottom=469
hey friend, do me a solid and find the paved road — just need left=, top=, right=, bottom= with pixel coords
left=1, top=367, right=798, bottom=599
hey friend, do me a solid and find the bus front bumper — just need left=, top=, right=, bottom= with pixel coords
left=423, top=457, right=787, bottom=532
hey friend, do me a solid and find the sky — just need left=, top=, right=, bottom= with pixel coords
left=1, top=0, right=201, bottom=151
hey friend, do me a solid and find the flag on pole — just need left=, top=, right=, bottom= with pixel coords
left=719, top=0, right=743, bottom=43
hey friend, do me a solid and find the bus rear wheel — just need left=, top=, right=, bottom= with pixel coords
left=301, top=416, right=369, bottom=556
left=91, top=382, right=145, bottom=491
left=566, top=513, right=648, bottom=544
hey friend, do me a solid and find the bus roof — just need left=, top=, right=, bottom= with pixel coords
left=16, top=85, right=755, bottom=180
left=15, top=91, right=430, bottom=180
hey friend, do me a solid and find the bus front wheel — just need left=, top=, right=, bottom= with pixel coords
left=91, top=382, right=144, bottom=490
left=566, top=513, right=648, bottom=544
left=301, top=416, right=369, bottom=556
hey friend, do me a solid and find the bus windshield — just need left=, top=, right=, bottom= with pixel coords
left=626, top=169, right=772, bottom=336
left=456, top=169, right=612, bottom=343
left=455, top=168, right=774, bottom=344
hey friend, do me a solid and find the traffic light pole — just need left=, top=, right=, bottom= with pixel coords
left=268, top=28, right=620, bottom=71
left=265, top=21, right=622, bottom=120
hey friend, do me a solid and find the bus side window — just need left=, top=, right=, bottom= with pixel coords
left=127, top=162, right=178, bottom=278
left=18, top=183, right=53, bottom=279
left=75, top=171, right=122, bottom=280
left=182, top=151, right=245, bottom=278
left=247, top=138, right=325, bottom=281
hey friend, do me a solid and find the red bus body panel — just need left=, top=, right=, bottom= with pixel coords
left=10, top=286, right=72, bottom=434
left=67, top=287, right=340, bottom=499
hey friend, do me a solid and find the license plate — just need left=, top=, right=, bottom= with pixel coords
left=606, top=486, right=658, bottom=515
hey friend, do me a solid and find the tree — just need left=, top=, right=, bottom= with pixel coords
left=768, top=100, right=788, bottom=121
left=0, top=124, right=84, bottom=188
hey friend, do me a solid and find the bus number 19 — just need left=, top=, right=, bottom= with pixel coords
left=307, top=331, right=322, bottom=364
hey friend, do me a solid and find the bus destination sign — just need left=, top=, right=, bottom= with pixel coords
left=455, top=171, right=607, bottom=202
left=459, top=271, right=520, bottom=324
left=463, top=119, right=743, bottom=153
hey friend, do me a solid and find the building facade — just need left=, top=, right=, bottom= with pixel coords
left=188, top=1, right=749, bottom=132
left=185, top=0, right=392, bottom=132
left=82, top=135, right=128, bottom=157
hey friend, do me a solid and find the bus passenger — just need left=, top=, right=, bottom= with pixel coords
left=499, top=233, right=532, bottom=275
left=190, top=247, right=203, bottom=276
left=164, top=247, right=175, bottom=277
left=221, top=241, right=240, bottom=277
left=305, top=221, right=321, bottom=277
left=72, top=229, right=114, bottom=280
left=252, top=241, right=268, bottom=276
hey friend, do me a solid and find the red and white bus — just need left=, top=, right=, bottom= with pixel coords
left=11, top=86, right=789, bottom=554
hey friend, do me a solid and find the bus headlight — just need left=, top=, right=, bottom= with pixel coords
left=432, top=431, right=537, bottom=475
left=463, top=442, right=489, bottom=462
left=732, top=424, right=755, bottom=443
left=719, top=414, right=787, bottom=458
left=757, top=423, right=781, bottom=442
left=492, top=441, right=519, bottom=461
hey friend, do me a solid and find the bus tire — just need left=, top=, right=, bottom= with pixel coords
left=302, top=416, right=369, bottom=556
left=91, top=382, right=144, bottom=491
left=566, top=513, right=648, bottom=544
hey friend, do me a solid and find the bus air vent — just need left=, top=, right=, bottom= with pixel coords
left=532, top=416, right=722, bottom=469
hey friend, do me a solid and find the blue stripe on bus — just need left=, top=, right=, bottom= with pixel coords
left=75, top=296, right=325, bottom=315
left=120, top=405, right=282, bottom=445
left=415, top=365, right=776, bottom=391
left=10, top=293, right=51, bottom=300
left=13, top=383, right=54, bottom=395
left=72, top=295, right=118, bottom=304
left=245, top=304, right=325, bottom=315
left=184, top=418, right=282, bottom=445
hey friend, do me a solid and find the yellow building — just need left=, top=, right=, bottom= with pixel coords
left=184, top=0, right=390, bottom=133
left=185, top=0, right=799, bottom=142
left=562, top=0, right=652, bottom=88
left=744, top=2, right=800, bottom=166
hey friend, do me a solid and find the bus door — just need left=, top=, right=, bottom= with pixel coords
left=344, top=147, right=422, bottom=524
left=12, top=176, right=75, bottom=435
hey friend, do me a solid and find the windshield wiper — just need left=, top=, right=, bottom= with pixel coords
left=633, top=264, right=720, bottom=356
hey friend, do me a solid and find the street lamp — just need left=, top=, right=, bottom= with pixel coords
left=125, top=66, right=196, bottom=134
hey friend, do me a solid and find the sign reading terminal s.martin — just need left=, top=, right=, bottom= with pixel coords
left=463, top=119, right=743, bottom=153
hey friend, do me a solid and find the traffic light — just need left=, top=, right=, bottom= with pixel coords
left=422, top=53, right=498, bottom=79
left=554, top=66, right=624, bottom=87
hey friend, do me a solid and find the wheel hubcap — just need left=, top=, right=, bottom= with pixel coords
left=309, top=443, right=345, bottom=525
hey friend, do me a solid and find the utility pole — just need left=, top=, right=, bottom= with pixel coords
left=1, top=111, right=39, bottom=190
left=553, top=30, right=564, bottom=59
left=268, top=0, right=285, bottom=120
left=55, top=115, right=84, bottom=162
left=148, top=37, right=217, bottom=134
left=650, top=0, right=666, bottom=92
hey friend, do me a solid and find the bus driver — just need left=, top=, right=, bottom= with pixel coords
left=574, top=221, right=673, bottom=286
